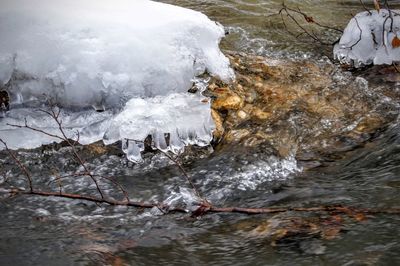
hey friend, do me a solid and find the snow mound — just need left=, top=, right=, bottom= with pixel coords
left=0, top=0, right=234, bottom=161
left=334, top=9, right=400, bottom=67
left=0, top=0, right=233, bottom=107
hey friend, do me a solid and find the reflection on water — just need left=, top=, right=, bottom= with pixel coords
left=1, top=1, right=400, bottom=265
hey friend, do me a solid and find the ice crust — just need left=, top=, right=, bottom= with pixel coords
left=103, top=93, right=215, bottom=162
left=0, top=0, right=234, bottom=161
left=334, top=9, right=400, bottom=67
left=0, top=93, right=214, bottom=162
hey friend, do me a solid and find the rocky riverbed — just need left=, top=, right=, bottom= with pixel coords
left=208, top=51, right=400, bottom=169
left=2, top=0, right=400, bottom=263
left=1, top=50, right=400, bottom=265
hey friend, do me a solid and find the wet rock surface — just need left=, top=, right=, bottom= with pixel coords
left=2, top=52, right=399, bottom=173
left=209, top=51, right=400, bottom=169
left=233, top=208, right=368, bottom=255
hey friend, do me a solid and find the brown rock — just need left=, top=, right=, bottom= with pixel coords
left=211, top=109, right=224, bottom=140
left=252, top=108, right=271, bottom=120
left=206, top=51, right=398, bottom=165
left=212, top=92, right=243, bottom=111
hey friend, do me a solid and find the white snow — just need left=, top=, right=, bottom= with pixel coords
left=334, top=9, right=400, bottom=67
left=0, top=0, right=234, bottom=161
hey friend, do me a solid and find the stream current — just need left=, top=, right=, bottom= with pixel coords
left=1, top=1, right=400, bottom=265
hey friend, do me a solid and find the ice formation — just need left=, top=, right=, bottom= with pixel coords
left=334, top=9, right=400, bottom=67
left=0, top=0, right=234, bottom=161
left=102, top=93, right=215, bottom=162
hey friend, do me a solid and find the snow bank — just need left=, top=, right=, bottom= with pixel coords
left=0, top=0, right=233, bottom=106
left=0, top=0, right=234, bottom=161
left=334, top=9, right=400, bottom=67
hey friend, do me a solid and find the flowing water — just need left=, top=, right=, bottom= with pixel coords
left=1, top=1, right=400, bottom=265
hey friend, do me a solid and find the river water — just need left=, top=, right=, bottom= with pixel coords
left=1, top=1, right=400, bottom=265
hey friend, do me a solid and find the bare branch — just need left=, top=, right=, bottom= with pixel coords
left=125, top=138, right=207, bottom=205
left=349, top=16, right=363, bottom=49
left=3, top=103, right=400, bottom=218
left=1, top=187, right=400, bottom=216
left=0, top=139, right=33, bottom=192
left=7, top=120, right=64, bottom=142
left=8, top=105, right=105, bottom=199
left=282, top=3, right=343, bottom=33
left=360, top=0, right=372, bottom=15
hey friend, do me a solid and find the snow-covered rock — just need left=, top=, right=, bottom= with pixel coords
left=334, top=9, right=400, bottom=67
left=0, top=0, right=233, bottom=106
left=0, top=0, right=234, bottom=161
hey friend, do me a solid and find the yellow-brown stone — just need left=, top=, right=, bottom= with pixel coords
left=211, top=91, right=243, bottom=111
left=211, top=109, right=224, bottom=140
left=207, top=51, right=398, bottom=166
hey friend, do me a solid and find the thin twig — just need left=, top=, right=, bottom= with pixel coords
left=282, top=3, right=343, bottom=33
left=7, top=119, right=64, bottom=142
left=46, top=172, right=129, bottom=201
left=8, top=105, right=105, bottom=199
left=1, top=187, right=400, bottom=216
left=276, top=2, right=354, bottom=47
left=0, top=138, right=33, bottom=192
left=3, top=102, right=400, bottom=218
left=349, top=16, right=363, bottom=49
left=158, top=150, right=203, bottom=200
left=392, top=62, right=400, bottom=73
left=359, top=0, right=372, bottom=15
left=125, top=138, right=206, bottom=203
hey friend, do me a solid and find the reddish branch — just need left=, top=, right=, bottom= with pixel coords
left=278, top=2, right=342, bottom=46
left=125, top=138, right=208, bottom=205
left=0, top=139, right=33, bottom=192
left=2, top=104, right=400, bottom=217
left=1, top=187, right=400, bottom=216
left=3, top=188, right=177, bottom=209
left=281, top=3, right=343, bottom=33
left=208, top=205, right=400, bottom=215
left=7, top=105, right=105, bottom=199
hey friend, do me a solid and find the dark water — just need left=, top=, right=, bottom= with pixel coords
left=1, top=1, right=400, bottom=265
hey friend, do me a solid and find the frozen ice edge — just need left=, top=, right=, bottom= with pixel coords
left=0, top=0, right=235, bottom=162
left=334, top=9, right=400, bottom=67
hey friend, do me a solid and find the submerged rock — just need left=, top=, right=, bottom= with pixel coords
left=209, top=52, right=400, bottom=168
left=233, top=211, right=362, bottom=254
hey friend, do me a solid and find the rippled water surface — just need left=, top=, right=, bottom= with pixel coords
left=161, top=0, right=400, bottom=57
left=1, top=1, right=400, bottom=265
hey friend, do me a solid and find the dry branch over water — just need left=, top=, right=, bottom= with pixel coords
left=1, top=104, right=400, bottom=218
